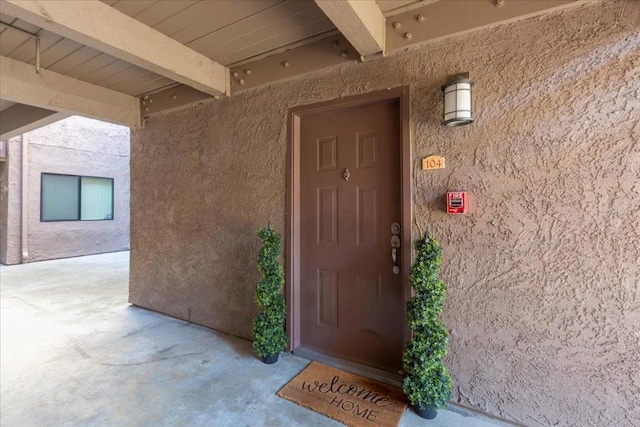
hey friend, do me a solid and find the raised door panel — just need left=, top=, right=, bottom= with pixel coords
left=357, top=131, right=380, bottom=169
left=317, top=136, right=337, bottom=171
left=317, top=187, right=338, bottom=245
left=317, top=269, right=338, bottom=328
left=358, top=186, right=379, bottom=246
left=358, top=275, right=382, bottom=337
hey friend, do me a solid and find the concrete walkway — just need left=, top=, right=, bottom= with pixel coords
left=1, top=252, right=512, bottom=427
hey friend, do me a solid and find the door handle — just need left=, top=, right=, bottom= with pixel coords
left=390, top=234, right=400, bottom=274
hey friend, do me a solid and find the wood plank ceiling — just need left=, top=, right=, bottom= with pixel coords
left=0, top=0, right=585, bottom=135
left=1, top=0, right=341, bottom=101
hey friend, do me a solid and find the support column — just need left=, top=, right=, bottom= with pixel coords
left=21, top=133, right=28, bottom=263
left=0, top=137, right=24, bottom=264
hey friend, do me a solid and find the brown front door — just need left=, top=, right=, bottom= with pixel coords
left=299, top=100, right=403, bottom=373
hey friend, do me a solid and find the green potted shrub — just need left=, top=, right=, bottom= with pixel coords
left=403, top=233, right=452, bottom=419
left=252, top=227, right=287, bottom=364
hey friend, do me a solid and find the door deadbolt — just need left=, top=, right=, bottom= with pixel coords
left=391, top=222, right=400, bottom=235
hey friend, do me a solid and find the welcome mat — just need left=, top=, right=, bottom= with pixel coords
left=277, top=361, right=407, bottom=427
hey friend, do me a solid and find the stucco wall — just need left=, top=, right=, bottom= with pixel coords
left=0, top=159, right=5, bottom=263
left=0, top=150, right=8, bottom=264
left=130, top=1, right=640, bottom=425
left=0, top=136, right=23, bottom=265
left=1, top=116, right=130, bottom=264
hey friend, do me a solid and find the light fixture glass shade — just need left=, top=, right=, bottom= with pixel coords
left=441, top=78, right=474, bottom=126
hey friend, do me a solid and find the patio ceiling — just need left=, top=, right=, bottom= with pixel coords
left=0, top=0, right=585, bottom=138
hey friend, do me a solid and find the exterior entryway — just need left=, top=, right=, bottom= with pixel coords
left=287, top=88, right=412, bottom=377
left=0, top=252, right=504, bottom=426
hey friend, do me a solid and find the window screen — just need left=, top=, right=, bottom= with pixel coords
left=81, top=177, right=113, bottom=220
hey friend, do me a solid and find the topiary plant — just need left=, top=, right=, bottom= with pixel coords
left=402, top=233, right=452, bottom=418
left=252, top=227, right=287, bottom=363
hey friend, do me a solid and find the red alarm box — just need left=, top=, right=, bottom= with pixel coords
left=447, top=192, right=467, bottom=214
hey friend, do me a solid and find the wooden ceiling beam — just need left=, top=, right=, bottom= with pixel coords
left=145, top=34, right=359, bottom=118
left=385, top=0, right=587, bottom=53
left=314, top=0, right=385, bottom=59
left=0, top=104, right=68, bottom=140
left=0, top=55, right=141, bottom=128
left=0, top=0, right=230, bottom=97
left=139, top=84, right=213, bottom=118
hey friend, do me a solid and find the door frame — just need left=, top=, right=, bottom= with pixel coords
left=286, top=86, right=412, bottom=353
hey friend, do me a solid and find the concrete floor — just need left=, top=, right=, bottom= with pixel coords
left=1, top=252, right=513, bottom=427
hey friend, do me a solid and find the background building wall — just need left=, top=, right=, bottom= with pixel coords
left=1, top=116, right=130, bottom=264
left=130, top=1, right=639, bottom=426
left=26, top=116, right=130, bottom=263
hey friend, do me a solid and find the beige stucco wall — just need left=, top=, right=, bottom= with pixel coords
left=130, top=1, right=640, bottom=425
left=0, top=159, right=5, bottom=263
left=1, top=116, right=130, bottom=264
left=0, top=136, right=23, bottom=265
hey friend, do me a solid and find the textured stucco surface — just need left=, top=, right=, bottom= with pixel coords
left=130, top=1, right=640, bottom=426
left=0, top=160, right=5, bottom=263
left=0, top=136, right=23, bottom=265
left=1, top=116, right=130, bottom=264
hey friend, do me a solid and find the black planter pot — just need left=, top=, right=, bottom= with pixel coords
left=261, top=353, right=279, bottom=364
left=413, top=405, right=438, bottom=419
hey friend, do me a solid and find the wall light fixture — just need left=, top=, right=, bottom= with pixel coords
left=441, top=73, right=474, bottom=127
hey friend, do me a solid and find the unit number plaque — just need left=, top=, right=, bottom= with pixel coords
left=422, top=155, right=445, bottom=170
